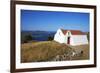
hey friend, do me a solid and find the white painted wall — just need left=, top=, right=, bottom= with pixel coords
left=71, top=35, right=88, bottom=46
left=64, top=31, right=71, bottom=44
left=54, top=29, right=65, bottom=43
left=54, top=29, right=88, bottom=46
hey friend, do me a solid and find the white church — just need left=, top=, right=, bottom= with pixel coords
left=54, top=29, right=88, bottom=46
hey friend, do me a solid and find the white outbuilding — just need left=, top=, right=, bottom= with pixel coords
left=54, top=29, right=88, bottom=46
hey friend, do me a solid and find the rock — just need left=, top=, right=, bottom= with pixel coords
left=52, top=48, right=84, bottom=61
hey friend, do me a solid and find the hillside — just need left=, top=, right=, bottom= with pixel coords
left=21, top=41, right=89, bottom=63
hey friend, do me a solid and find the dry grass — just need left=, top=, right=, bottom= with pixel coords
left=71, top=44, right=89, bottom=60
left=21, top=41, right=73, bottom=63
left=21, top=41, right=89, bottom=63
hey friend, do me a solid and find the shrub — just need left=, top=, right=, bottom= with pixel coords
left=22, top=35, right=33, bottom=43
left=48, top=36, right=54, bottom=41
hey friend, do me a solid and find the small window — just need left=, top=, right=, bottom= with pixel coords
left=68, top=32, right=70, bottom=35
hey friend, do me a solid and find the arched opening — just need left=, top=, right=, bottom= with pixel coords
left=67, top=37, right=70, bottom=44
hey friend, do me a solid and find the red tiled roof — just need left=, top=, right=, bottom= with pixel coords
left=61, top=29, right=86, bottom=35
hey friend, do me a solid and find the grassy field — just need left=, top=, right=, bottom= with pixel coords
left=21, top=41, right=89, bottom=63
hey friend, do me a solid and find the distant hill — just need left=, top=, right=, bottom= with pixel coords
left=21, top=31, right=56, bottom=42
left=21, top=30, right=56, bottom=35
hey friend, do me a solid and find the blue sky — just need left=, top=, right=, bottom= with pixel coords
left=21, top=10, right=89, bottom=32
